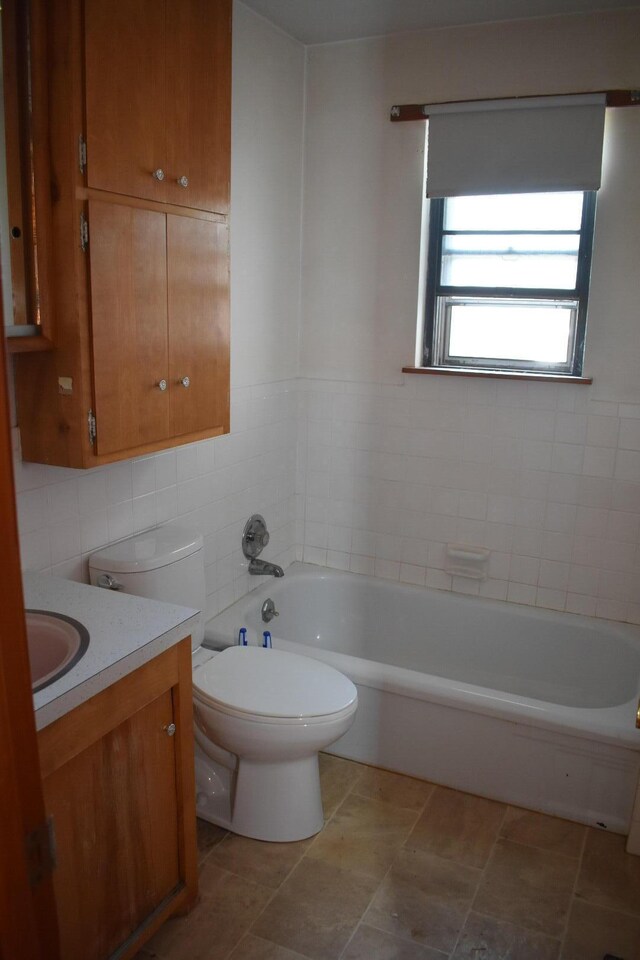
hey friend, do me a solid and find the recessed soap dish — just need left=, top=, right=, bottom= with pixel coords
left=445, top=543, right=490, bottom=580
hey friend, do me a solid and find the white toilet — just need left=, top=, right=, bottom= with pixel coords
left=89, top=526, right=358, bottom=842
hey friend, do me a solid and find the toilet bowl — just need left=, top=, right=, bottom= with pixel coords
left=89, top=526, right=358, bottom=842
left=193, top=645, right=357, bottom=840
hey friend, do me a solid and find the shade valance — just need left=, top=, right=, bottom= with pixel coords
left=423, top=94, right=606, bottom=198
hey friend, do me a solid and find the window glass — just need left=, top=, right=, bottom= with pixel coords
left=441, top=234, right=580, bottom=289
left=443, top=192, right=584, bottom=231
left=446, top=300, right=575, bottom=364
left=424, top=189, right=595, bottom=376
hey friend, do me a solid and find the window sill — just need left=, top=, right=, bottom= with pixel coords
left=402, top=366, right=592, bottom=385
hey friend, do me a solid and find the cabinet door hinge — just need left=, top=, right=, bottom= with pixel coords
left=88, top=409, right=96, bottom=446
left=25, top=817, right=57, bottom=888
left=79, top=134, right=87, bottom=174
left=80, top=212, right=89, bottom=252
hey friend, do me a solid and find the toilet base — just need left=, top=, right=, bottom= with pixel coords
left=194, top=743, right=234, bottom=831
left=195, top=742, right=325, bottom=842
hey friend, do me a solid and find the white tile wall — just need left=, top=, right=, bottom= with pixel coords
left=297, top=375, right=640, bottom=625
left=15, top=381, right=298, bottom=620
left=16, top=372, right=640, bottom=625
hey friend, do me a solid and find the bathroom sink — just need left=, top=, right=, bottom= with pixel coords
left=26, top=610, right=90, bottom=693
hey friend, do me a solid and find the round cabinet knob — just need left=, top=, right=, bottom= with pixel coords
left=179, top=376, right=190, bottom=388
left=157, top=379, right=168, bottom=392
left=177, top=175, right=189, bottom=188
left=152, top=168, right=165, bottom=181
left=164, top=722, right=176, bottom=737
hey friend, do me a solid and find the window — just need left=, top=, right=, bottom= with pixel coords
left=423, top=190, right=596, bottom=376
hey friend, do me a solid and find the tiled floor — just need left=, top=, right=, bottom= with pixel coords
left=138, top=755, right=640, bottom=960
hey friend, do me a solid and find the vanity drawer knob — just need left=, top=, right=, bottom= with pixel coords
left=152, top=168, right=165, bottom=181
left=164, top=722, right=176, bottom=737
left=177, top=175, right=189, bottom=188
left=157, top=379, right=168, bottom=392
left=179, top=376, right=190, bottom=388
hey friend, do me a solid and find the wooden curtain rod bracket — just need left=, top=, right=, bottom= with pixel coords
left=390, top=89, right=640, bottom=121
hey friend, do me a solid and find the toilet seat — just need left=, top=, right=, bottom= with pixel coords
left=193, top=645, right=357, bottom=724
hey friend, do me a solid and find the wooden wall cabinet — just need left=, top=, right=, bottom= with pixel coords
left=37, top=639, right=197, bottom=960
left=13, top=0, right=231, bottom=468
left=88, top=202, right=229, bottom=456
left=84, top=0, right=231, bottom=216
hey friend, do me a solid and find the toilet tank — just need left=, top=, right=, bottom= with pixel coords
left=89, top=526, right=207, bottom=650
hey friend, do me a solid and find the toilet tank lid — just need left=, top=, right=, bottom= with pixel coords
left=89, top=526, right=203, bottom=574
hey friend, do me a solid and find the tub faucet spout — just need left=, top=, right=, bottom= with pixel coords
left=248, top=557, right=284, bottom=578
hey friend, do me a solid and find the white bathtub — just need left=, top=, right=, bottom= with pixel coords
left=205, top=563, right=640, bottom=834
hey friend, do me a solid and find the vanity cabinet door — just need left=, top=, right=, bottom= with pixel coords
left=88, top=200, right=171, bottom=456
left=41, top=689, right=180, bottom=960
left=167, top=215, right=230, bottom=437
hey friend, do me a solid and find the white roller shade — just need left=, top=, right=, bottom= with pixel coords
left=426, top=94, right=606, bottom=198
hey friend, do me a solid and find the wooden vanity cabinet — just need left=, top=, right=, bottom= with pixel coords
left=12, top=0, right=231, bottom=468
left=37, top=639, right=197, bottom=960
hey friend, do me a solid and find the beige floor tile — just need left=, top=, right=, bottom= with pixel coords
left=452, top=911, right=560, bottom=959
left=251, top=857, right=379, bottom=960
left=562, top=898, right=640, bottom=960
left=306, top=793, right=420, bottom=879
left=407, top=786, right=506, bottom=869
left=352, top=766, right=434, bottom=812
left=210, top=832, right=311, bottom=888
left=342, top=924, right=447, bottom=959
left=319, top=753, right=363, bottom=818
left=474, top=839, right=578, bottom=939
left=576, top=828, right=640, bottom=916
left=364, top=846, right=481, bottom=954
left=500, top=807, right=586, bottom=858
left=145, top=862, right=272, bottom=960
left=228, top=933, right=311, bottom=959
left=196, top=817, right=228, bottom=861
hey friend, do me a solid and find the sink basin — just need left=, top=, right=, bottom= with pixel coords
left=26, top=610, right=90, bottom=693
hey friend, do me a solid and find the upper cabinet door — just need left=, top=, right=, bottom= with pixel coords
left=84, top=0, right=231, bottom=214
left=89, top=201, right=171, bottom=456
left=165, top=0, right=232, bottom=214
left=168, top=216, right=230, bottom=437
left=84, top=0, right=167, bottom=201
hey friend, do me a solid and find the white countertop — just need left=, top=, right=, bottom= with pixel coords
left=24, top=573, right=199, bottom=730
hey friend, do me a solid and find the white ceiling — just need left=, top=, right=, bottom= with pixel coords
left=240, top=0, right=640, bottom=43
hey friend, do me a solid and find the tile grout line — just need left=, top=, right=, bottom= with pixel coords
left=459, top=835, right=576, bottom=949
left=557, top=823, right=590, bottom=960
left=234, top=761, right=367, bottom=959
left=335, top=858, right=397, bottom=960
left=337, top=784, right=479, bottom=959
left=331, top=765, right=436, bottom=960
left=447, top=803, right=511, bottom=958
left=196, top=828, right=230, bottom=869
left=362, top=917, right=452, bottom=958
left=222, top=852, right=314, bottom=960
left=201, top=776, right=611, bottom=960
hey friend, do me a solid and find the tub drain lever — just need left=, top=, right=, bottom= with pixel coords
left=261, top=598, right=279, bottom=623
